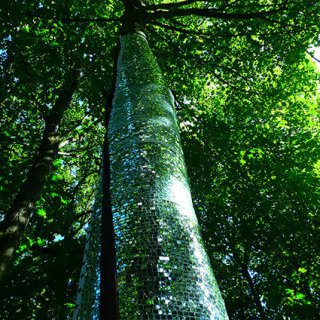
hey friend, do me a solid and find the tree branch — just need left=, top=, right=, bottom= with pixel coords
left=3, top=4, right=119, bottom=24
left=150, top=21, right=282, bottom=39
left=261, top=16, right=317, bottom=30
left=147, top=7, right=285, bottom=21
left=146, top=0, right=291, bottom=12
left=145, top=0, right=201, bottom=10
left=58, top=17, right=119, bottom=23
left=283, top=26, right=320, bottom=63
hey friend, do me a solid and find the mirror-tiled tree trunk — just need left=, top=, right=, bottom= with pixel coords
left=74, top=31, right=228, bottom=320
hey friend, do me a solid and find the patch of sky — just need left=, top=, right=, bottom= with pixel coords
left=53, top=233, right=65, bottom=242
left=308, top=46, right=320, bottom=70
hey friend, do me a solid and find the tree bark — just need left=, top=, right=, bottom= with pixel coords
left=100, top=89, right=120, bottom=319
left=0, top=69, right=79, bottom=284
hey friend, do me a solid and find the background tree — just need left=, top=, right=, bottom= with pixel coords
left=0, top=0, right=319, bottom=319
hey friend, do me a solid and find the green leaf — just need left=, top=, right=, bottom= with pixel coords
left=295, top=293, right=305, bottom=300
left=18, top=244, right=27, bottom=252
left=50, top=192, right=59, bottom=198
left=53, top=159, right=63, bottom=167
left=37, top=209, right=46, bottom=217
left=240, top=159, right=246, bottom=165
left=37, top=238, right=46, bottom=246
left=60, top=197, right=69, bottom=204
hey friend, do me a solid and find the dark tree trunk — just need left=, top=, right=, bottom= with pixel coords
left=239, top=263, right=267, bottom=320
left=99, top=1, right=146, bottom=317
left=100, top=88, right=120, bottom=320
left=0, top=69, right=79, bottom=283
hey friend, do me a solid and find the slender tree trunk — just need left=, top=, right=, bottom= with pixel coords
left=239, top=262, right=267, bottom=320
left=0, top=69, right=79, bottom=284
left=100, top=87, right=120, bottom=319
left=73, top=178, right=106, bottom=320
left=73, top=75, right=120, bottom=320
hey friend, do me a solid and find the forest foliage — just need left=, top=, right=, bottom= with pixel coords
left=0, top=0, right=320, bottom=319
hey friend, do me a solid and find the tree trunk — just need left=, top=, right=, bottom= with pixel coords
left=73, top=179, right=104, bottom=320
left=0, top=69, right=79, bottom=284
left=239, top=262, right=267, bottom=320
left=74, top=30, right=228, bottom=319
